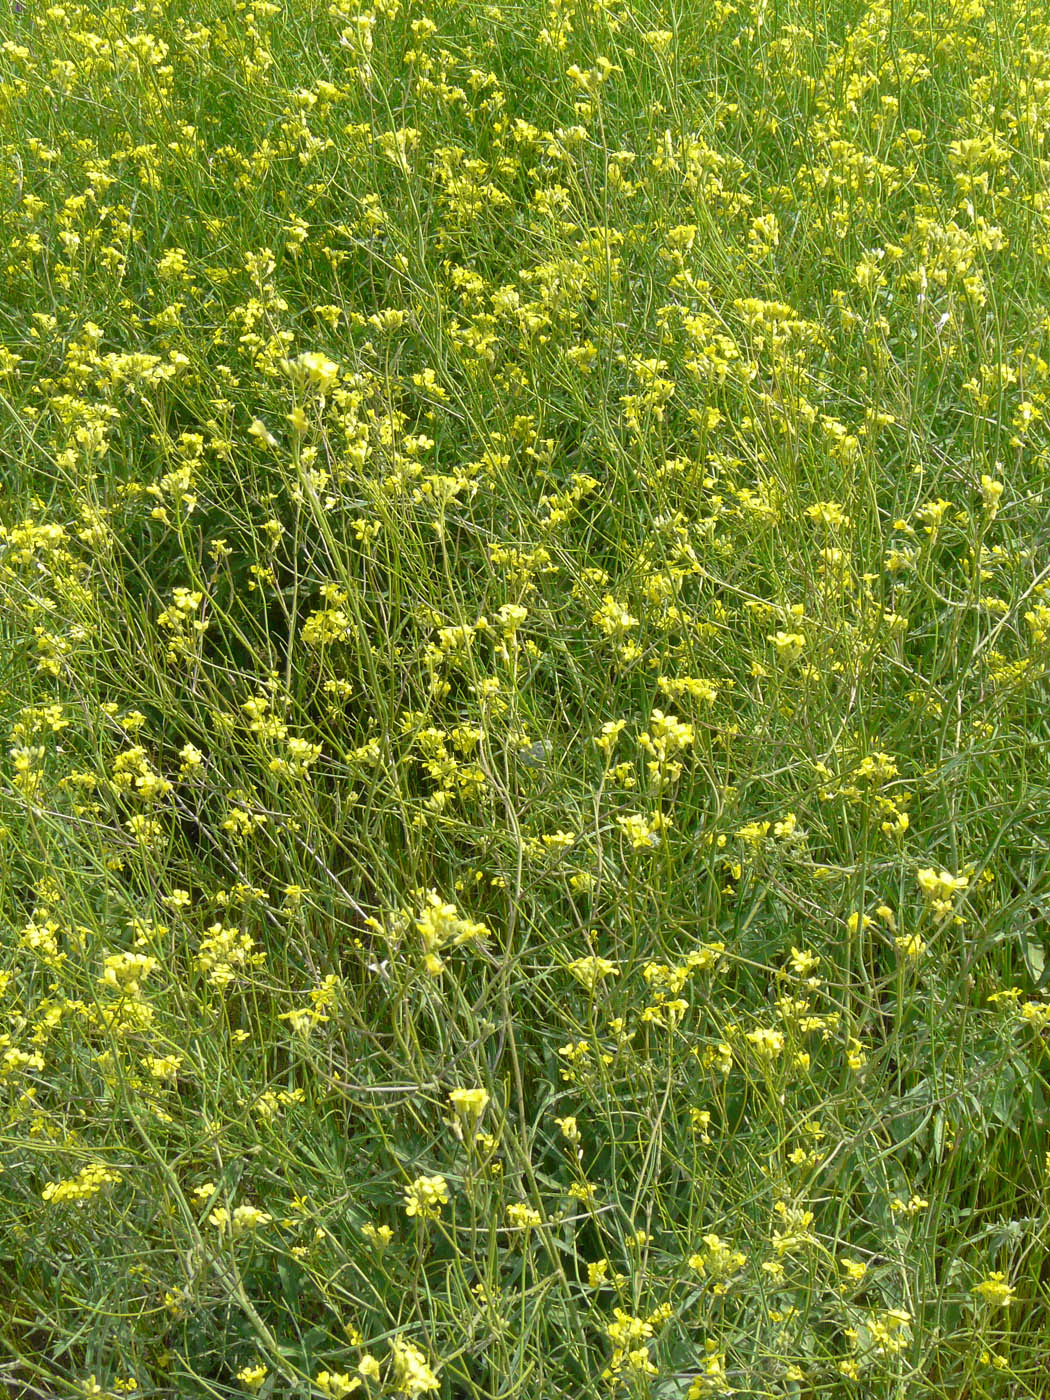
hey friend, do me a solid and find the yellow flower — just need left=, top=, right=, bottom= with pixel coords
left=804, top=500, right=850, bottom=529
left=592, top=595, right=638, bottom=638
left=916, top=867, right=970, bottom=924
left=315, top=1371, right=361, bottom=1398
left=144, top=1054, right=182, bottom=1081
left=506, top=1202, right=542, bottom=1229
left=973, top=1272, right=1015, bottom=1306
left=402, top=1174, right=449, bottom=1220
left=689, top=1109, right=713, bottom=1143
left=42, top=1162, right=121, bottom=1206
left=788, top=946, right=819, bottom=977
left=389, top=1338, right=440, bottom=1396
left=768, top=631, right=806, bottom=663
left=617, top=811, right=671, bottom=849
left=449, top=1086, right=490, bottom=1121
left=745, top=1026, right=784, bottom=1060
left=688, top=1233, right=746, bottom=1286
left=209, top=1204, right=272, bottom=1235
left=566, top=955, right=620, bottom=991
left=980, top=474, right=1004, bottom=514
left=285, top=351, right=340, bottom=393
left=414, top=890, right=491, bottom=956
left=895, top=932, right=927, bottom=958
left=846, top=1037, right=868, bottom=1071
left=594, top=719, right=627, bottom=755
left=362, top=1222, right=393, bottom=1248
left=890, top=1194, right=928, bottom=1215
left=687, top=1342, right=731, bottom=1396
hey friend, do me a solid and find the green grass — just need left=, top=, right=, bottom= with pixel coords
left=1, top=0, right=1050, bottom=1395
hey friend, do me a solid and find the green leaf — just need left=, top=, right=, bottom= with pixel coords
left=1022, top=932, right=1047, bottom=986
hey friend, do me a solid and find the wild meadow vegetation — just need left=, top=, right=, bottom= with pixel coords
left=2, top=0, right=1050, bottom=1394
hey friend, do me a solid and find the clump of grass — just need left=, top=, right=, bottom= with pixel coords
left=1, top=0, right=1050, bottom=1396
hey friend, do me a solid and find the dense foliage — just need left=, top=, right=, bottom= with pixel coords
left=2, top=0, right=1050, bottom=1394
